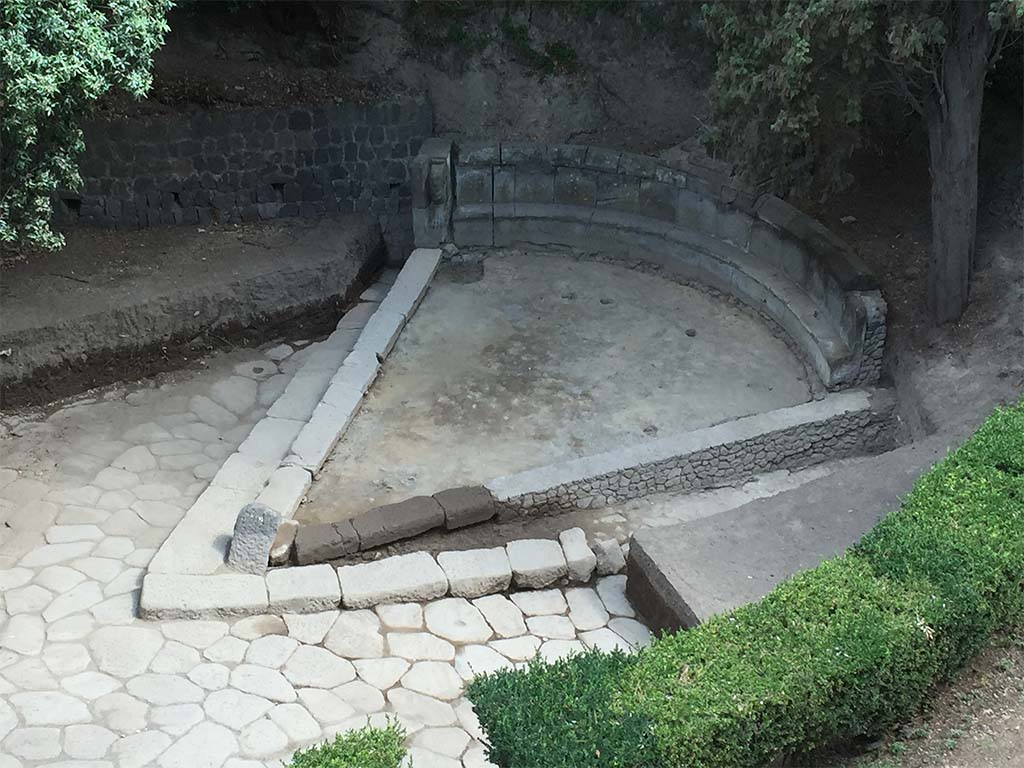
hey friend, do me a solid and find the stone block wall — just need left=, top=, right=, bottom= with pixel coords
left=61, top=98, right=433, bottom=258
left=412, top=140, right=888, bottom=390
left=486, top=390, right=899, bottom=517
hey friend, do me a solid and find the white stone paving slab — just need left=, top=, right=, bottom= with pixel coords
left=337, top=552, right=448, bottom=609
left=505, top=538, right=567, bottom=589
left=266, top=564, right=341, bottom=614
left=436, top=548, right=511, bottom=598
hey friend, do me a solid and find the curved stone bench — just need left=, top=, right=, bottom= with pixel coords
left=412, top=140, right=886, bottom=389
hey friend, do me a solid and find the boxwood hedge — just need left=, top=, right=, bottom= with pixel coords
left=467, top=400, right=1023, bottom=768
left=286, top=722, right=405, bottom=768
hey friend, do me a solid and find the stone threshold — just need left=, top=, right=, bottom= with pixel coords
left=141, top=527, right=628, bottom=620
left=139, top=248, right=442, bottom=618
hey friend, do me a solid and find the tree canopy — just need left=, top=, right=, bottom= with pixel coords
left=703, top=0, right=1022, bottom=322
left=1, top=0, right=172, bottom=251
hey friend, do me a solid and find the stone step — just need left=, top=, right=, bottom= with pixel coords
left=625, top=433, right=960, bottom=632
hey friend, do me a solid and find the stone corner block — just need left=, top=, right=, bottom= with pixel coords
left=294, top=520, right=360, bottom=565
left=227, top=502, right=281, bottom=575
left=434, top=486, right=496, bottom=530
left=266, top=564, right=341, bottom=614
left=256, top=465, right=312, bottom=521
left=140, top=573, right=268, bottom=620
left=506, top=539, right=567, bottom=589
left=351, top=496, right=444, bottom=550
left=592, top=538, right=627, bottom=576
left=337, top=551, right=447, bottom=609
left=436, top=547, right=512, bottom=599
left=558, top=528, right=597, bottom=583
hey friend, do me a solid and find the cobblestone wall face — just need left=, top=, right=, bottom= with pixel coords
left=497, top=402, right=898, bottom=517
left=61, top=99, right=433, bottom=255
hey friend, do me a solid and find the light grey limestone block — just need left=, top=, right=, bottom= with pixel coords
left=592, top=538, right=626, bottom=576
left=228, top=503, right=281, bottom=575
left=558, top=528, right=597, bottom=582
left=337, top=552, right=448, bottom=609
left=269, top=520, right=299, bottom=566
left=140, top=573, right=268, bottom=620
left=505, top=539, right=567, bottom=589
left=436, top=548, right=511, bottom=598
left=266, top=564, right=341, bottom=614
left=255, top=466, right=311, bottom=521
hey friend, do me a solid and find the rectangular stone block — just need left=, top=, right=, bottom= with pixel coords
left=267, top=366, right=335, bottom=421
left=584, top=147, right=621, bottom=172
left=554, top=168, right=597, bottom=207
left=255, top=465, right=312, bottom=520
left=501, top=143, right=550, bottom=168
left=549, top=144, right=588, bottom=167
left=493, top=167, right=514, bottom=203
left=506, top=539, right=567, bottom=589
left=558, top=527, right=597, bottom=583
left=639, top=180, right=677, bottom=222
left=237, top=417, right=304, bottom=465
left=147, top=485, right=252, bottom=575
left=455, top=166, right=493, bottom=204
left=350, top=308, right=406, bottom=362
left=286, top=400, right=359, bottom=474
left=338, top=551, right=448, bottom=608
left=267, top=563, right=341, bottom=613
left=437, top=547, right=512, bottom=598
left=618, top=153, right=662, bottom=179
left=458, top=141, right=500, bottom=165
left=514, top=170, right=554, bottom=204
left=434, top=486, right=496, bottom=530
left=379, top=247, right=442, bottom=318
left=294, top=520, right=360, bottom=565
left=337, top=301, right=379, bottom=331
left=140, top=573, right=268, bottom=620
left=351, top=495, right=444, bottom=550
left=210, top=452, right=277, bottom=495
left=596, top=174, right=640, bottom=212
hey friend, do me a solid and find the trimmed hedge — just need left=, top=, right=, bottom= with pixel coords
left=286, top=722, right=405, bottom=768
left=467, top=400, right=1024, bottom=768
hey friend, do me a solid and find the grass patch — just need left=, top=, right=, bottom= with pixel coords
left=285, top=722, right=405, bottom=768
left=468, top=400, right=1024, bottom=767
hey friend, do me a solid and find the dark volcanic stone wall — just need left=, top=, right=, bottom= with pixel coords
left=61, top=98, right=433, bottom=257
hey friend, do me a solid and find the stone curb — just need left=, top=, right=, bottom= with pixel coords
left=140, top=248, right=442, bottom=618
left=141, top=526, right=621, bottom=620
left=484, top=388, right=898, bottom=515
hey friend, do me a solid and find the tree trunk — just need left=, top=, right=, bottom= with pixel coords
left=924, top=2, right=992, bottom=324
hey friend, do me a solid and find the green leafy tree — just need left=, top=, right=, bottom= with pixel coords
left=703, top=0, right=1022, bottom=323
left=1, top=0, right=172, bottom=251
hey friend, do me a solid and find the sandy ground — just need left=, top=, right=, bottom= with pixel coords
left=302, top=250, right=811, bottom=524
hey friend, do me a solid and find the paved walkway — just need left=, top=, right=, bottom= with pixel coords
left=0, top=346, right=650, bottom=768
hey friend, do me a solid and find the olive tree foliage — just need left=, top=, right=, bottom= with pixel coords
left=0, top=0, right=172, bottom=251
left=703, top=0, right=1023, bottom=323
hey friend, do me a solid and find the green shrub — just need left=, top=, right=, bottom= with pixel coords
left=285, top=722, right=406, bottom=768
left=466, top=648, right=657, bottom=768
left=468, top=400, right=1024, bottom=767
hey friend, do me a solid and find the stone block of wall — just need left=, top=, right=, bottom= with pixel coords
left=60, top=98, right=433, bottom=261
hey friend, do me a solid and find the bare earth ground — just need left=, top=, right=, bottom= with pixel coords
left=301, top=250, right=811, bottom=524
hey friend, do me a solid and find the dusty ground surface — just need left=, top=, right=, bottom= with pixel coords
left=301, top=250, right=811, bottom=524
left=0, top=215, right=379, bottom=410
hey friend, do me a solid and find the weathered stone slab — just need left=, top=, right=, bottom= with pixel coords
left=337, top=552, right=448, bottom=609
left=269, top=519, right=298, bottom=566
left=294, top=520, right=360, bottom=565
left=140, top=574, right=268, bottom=620
left=434, top=486, right=495, bottom=530
left=350, top=309, right=406, bottom=362
left=351, top=496, right=444, bottom=550
left=255, top=466, right=311, bottom=521
left=336, top=301, right=379, bottom=331
left=558, top=528, right=597, bottom=582
left=378, top=247, right=442, bottom=319
left=626, top=435, right=954, bottom=632
left=228, top=503, right=281, bottom=575
left=236, top=417, right=304, bottom=465
left=286, top=399, right=361, bottom=474
left=506, top=539, right=567, bottom=589
left=592, top=538, right=626, bottom=576
left=148, top=486, right=252, bottom=576
left=266, top=564, right=341, bottom=614
left=436, top=548, right=511, bottom=598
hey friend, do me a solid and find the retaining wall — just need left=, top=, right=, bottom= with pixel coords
left=485, top=389, right=898, bottom=516
left=62, top=98, right=433, bottom=257
left=411, top=140, right=887, bottom=389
